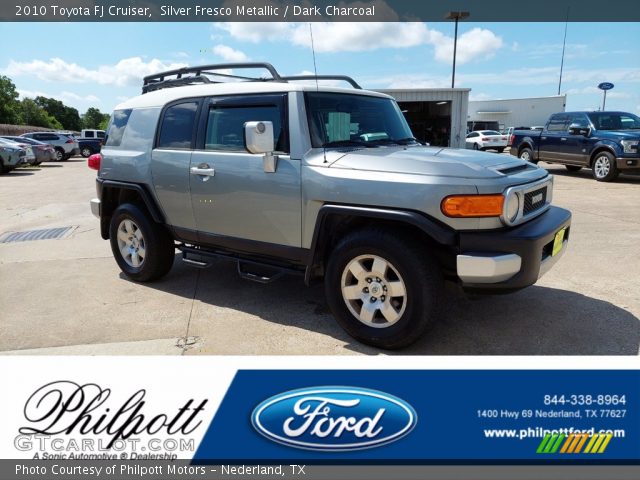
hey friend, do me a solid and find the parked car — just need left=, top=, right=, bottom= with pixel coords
left=466, top=130, right=508, bottom=152
left=89, top=62, right=571, bottom=349
left=1, top=136, right=55, bottom=164
left=20, top=131, right=79, bottom=161
left=78, top=137, right=103, bottom=158
left=0, top=138, right=35, bottom=165
left=81, top=129, right=105, bottom=139
left=0, top=138, right=29, bottom=173
left=510, top=111, right=640, bottom=181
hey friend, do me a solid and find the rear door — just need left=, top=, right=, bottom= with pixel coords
left=189, top=93, right=302, bottom=249
left=539, top=114, right=570, bottom=162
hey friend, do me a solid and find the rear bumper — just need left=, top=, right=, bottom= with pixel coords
left=457, top=206, right=571, bottom=293
left=90, top=198, right=100, bottom=218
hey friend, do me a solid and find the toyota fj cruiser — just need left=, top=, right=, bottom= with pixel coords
left=89, top=63, right=571, bottom=349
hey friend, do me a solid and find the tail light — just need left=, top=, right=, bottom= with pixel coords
left=509, top=134, right=515, bottom=145
left=482, top=137, right=489, bottom=142
left=65, top=138, right=74, bottom=144
left=88, top=153, right=101, bottom=171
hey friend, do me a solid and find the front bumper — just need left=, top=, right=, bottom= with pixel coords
left=616, top=157, right=640, bottom=170
left=457, top=206, right=571, bottom=292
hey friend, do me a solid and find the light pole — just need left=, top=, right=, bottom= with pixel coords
left=445, top=11, right=470, bottom=89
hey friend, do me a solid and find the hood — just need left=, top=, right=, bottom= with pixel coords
left=328, top=146, right=530, bottom=179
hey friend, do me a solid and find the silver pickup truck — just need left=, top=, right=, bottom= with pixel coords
left=89, top=63, right=571, bottom=349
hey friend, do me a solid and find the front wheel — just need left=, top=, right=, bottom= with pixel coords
left=591, top=151, right=619, bottom=182
left=324, top=229, right=442, bottom=349
left=472, top=143, right=479, bottom=150
left=109, top=203, right=175, bottom=282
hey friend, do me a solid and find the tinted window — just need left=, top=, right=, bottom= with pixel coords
left=85, top=131, right=95, bottom=138
left=588, top=112, right=640, bottom=130
left=157, top=102, right=198, bottom=149
left=467, top=132, right=478, bottom=138
left=105, top=109, right=132, bottom=147
left=205, top=104, right=285, bottom=152
left=97, top=131, right=105, bottom=139
left=481, top=130, right=501, bottom=136
left=547, top=114, right=569, bottom=132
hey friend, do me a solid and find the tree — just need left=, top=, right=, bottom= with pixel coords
left=34, top=96, right=81, bottom=131
left=82, top=107, right=110, bottom=130
left=20, top=99, right=63, bottom=129
left=0, top=75, right=22, bottom=124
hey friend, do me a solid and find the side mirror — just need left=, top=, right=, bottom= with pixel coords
left=245, top=121, right=274, bottom=154
left=244, top=121, right=277, bottom=173
left=568, top=124, right=590, bottom=136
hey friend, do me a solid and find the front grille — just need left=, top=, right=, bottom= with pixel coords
left=523, top=186, right=547, bottom=215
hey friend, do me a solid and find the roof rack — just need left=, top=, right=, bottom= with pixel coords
left=281, top=75, right=362, bottom=89
left=142, top=62, right=284, bottom=94
left=141, top=63, right=362, bottom=93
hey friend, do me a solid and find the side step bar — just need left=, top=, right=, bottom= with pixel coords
left=179, top=244, right=303, bottom=284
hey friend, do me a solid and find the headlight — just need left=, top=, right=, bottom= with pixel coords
left=504, top=191, right=520, bottom=223
left=620, top=140, right=639, bottom=154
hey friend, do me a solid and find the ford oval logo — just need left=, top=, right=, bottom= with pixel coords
left=251, top=387, right=417, bottom=451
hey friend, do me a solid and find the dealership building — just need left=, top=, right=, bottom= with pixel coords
left=377, top=89, right=566, bottom=149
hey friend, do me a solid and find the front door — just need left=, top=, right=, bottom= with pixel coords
left=189, top=94, right=302, bottom=249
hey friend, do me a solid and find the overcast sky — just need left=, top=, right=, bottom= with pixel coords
left=1, top=22, right=638, bottom=116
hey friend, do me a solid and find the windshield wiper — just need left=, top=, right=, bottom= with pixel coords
left=369, top=137, right=419, bottom=146
left=322, top=140, right=375, bottom=148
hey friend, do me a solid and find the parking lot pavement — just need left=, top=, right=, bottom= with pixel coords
left=0, top=160, right=639, bottom=355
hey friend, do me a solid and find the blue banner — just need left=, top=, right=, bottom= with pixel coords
left=194, top=370, right=639, bottom=463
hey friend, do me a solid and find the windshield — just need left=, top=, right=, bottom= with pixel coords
left=305, top=92, right=416, bottom=148
left=480, top=130, right=501, bottom=136
left=588, top=112, right=640, bottom=130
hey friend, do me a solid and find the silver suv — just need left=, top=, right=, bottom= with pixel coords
left=89, top=63, right=571, bottom=349
left=21, top=131, right=79, bottom=161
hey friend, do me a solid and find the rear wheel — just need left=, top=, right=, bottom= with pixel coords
left=54, top=148, right=64, bottom=161
left=81, top=147, right=93, bottom=158
left=591, top=151, right=619, bottom=182
left=519, top=147, right=538, bottom=164
left=565, top=165, right=582, bottom=172
left=325, top=229, right=442, bottom=349
left=109, top=203, right=175, bottom=282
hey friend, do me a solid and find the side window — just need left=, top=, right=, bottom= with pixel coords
left=547, top=114, right=569, bottom=132
left=157, top=102, right=199, bottom=149
left=86, top=131, right=95, bottom=138
left=105, top=109, right=132, bottom=147
left=569, top=114, right=589, bottom=129
left=204, top=104, right=286, bottom=152
left=97, top=131, right=105, bottom=139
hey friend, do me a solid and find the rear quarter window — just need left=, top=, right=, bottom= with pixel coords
left=105, top=109, right=132, bottom=147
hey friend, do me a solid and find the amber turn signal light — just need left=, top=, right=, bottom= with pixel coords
left=441, top=194, right=504, bottom=218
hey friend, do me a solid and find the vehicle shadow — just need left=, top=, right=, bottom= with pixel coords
left=3, top=171, right=36, bottom=176
left=38, top=164, right=63, bottom=168
left=542, top=164, right=640, bottom=184
left=130, top=255, right=640, bottom=356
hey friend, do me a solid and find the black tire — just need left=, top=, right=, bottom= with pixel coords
left=498, top=147, right=506, bottom=153
left=0, top=158, right=9, bottom=174
left=518, top=146, right=538, bottom=164
left=324, top=229, right=443, bottom=349
left=81, top=147, right=93, bottom=158
left=109, top=203, right=175, bottom=282
left=591, top=151, right=619, bottom=182
left=472, top=143, right=479, bottom=150
left=54, top=148, right=64, bottom=161
left=565, top=165, right=582, bottom=172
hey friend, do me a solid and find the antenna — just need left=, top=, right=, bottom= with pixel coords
left=558, top=7, right=570, bottom=95
left=309, top=23, right=327, bottom=163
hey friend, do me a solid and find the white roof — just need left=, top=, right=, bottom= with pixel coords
left=116, top=82, right=392, bottom=110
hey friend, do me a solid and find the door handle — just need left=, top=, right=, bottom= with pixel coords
left=190, top=165, right=215, bottom=177
left=560, top=137, right=567, bottom=141
left=541, top=136, right=547, bottom=140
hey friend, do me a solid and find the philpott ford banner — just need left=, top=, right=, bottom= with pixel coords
left=1, top=358, right=639, bottom=480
